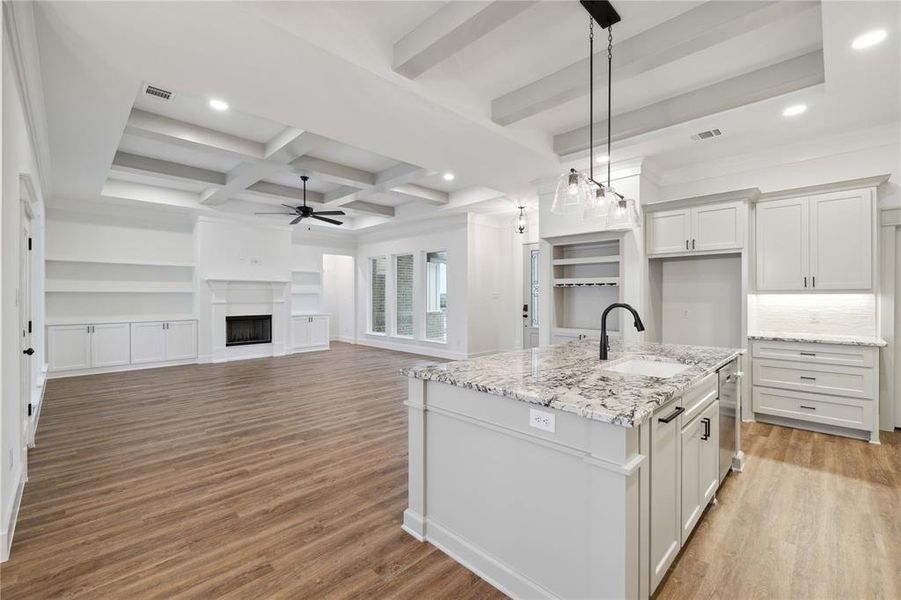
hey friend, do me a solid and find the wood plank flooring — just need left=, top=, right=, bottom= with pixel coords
left=1, top=342, right=899, bottom=599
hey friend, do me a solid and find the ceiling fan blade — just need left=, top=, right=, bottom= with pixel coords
left=290, top=215, right=305, bottom=225
left=282, top=204, right=299, bottom=211
left=255, top=212, right=296, bottom=215
left=311, top=214, right=343, bottom=226
left=314, top=210, right=346, bottom=216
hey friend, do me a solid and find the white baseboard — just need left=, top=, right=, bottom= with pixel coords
left=355, top=337, right=467, bottom=361
left=331, top=335, right=356, bottom=344
left=414, top=518, right=559, bottom=600
left=47, top=358, right=198, bottom=379
left=1, top=467, right=26, bottom=562
left=287, top=344, right=330, bottom=355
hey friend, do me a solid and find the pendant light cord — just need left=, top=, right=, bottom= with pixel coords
left=607, top=26, right=613, bottom=189
left=589, top=16, right=594, bottom=183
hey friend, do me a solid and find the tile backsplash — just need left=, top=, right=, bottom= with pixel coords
left=748, top=293, right=877, bottom=337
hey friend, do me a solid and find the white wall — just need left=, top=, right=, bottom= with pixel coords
left=322, top=254, right=355, bottom=342
left=196, top=216, right=291, bottom=282
left=355, top=215, right=469, bottom=359
left=1, top=16, right=47, bottom=560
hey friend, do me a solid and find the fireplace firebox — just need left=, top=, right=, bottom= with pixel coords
left=226, top=315, right=272, bottom=347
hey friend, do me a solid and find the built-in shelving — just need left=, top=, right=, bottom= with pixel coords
left=290, top=269, right=323, bottom=313
left=46, top=281, right=195, bottom=293
left=548, top=238, right=623, bottom=333
left=551, top=256, right=620, bottom=266
left=553, top=277, right=620, bottom=287
left=46, top=257, right=196, bottom=268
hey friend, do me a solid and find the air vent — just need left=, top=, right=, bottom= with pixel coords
left=691, top=128, right=722, bottom=141
left=143, top=84, right=174, bottom=103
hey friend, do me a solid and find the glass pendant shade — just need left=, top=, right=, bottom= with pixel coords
left=582, top=183, right=609, bottom=221
left=604, top=194, right=640, bottom=230
left=552, top=169, right=590, bottom=214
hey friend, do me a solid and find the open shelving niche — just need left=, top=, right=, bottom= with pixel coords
left=290, top=269, right=323, bottom=314
left=45, top=257, right=197, bottom=324
left=549, top=238, right=622, bottom=342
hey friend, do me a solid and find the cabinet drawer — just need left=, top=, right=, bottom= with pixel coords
left=680, top=372, right=718, bottom=425
left=753, top=387, right=872, bottom=431
left=752, top=359, right=874, bottom=399
left=751, top=340, right=874, bottom=368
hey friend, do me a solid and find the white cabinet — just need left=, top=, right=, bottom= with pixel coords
left=131, top=322, right=167, bottom=364
left=48, top=323, right=129, bottom=372
left=650, top=402, right=683, bottom=592
left=48, top=325, right=92, bottom=372
left=647, top=209, right=691, bottom=255
left=292, top=315, right=330, bottom=351
left=699, top=400, right=720, bottom=505
left=680, top=399, right=720, bottom=545
left=90, top=323, right=131, bottom=368
left=755, top=189, right=871, bottom=291
left=130, top=320, right=197, bottom=363
left=648, top=202, right=743, bottom=256
left=165, top=321, right=197, bottom=360
left=809, top=190, right=872, bottom=289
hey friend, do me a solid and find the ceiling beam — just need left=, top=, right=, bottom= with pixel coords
left=491, top=0, right=819, bottom=126
left=393, top=1, right=537, bottom=79
left=110, top=151, right=226, bottom=186
left=322, top=163, right=431, bottom=206
left=553, top=50, right=825, bottom=157
left=343, top=200, right=395, bottom=218
left=290, top=156, right=376, bottom=188
left=244, top=181, right=325, bottom=204
left=126, top=109, right=265, bottom=159
left=389, top=183, right=449, bottom=205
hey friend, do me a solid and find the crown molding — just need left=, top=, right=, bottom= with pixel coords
left=644, top=187, right=760, bottom=212
left=757, top=174, right=891, bottom=202
left=3, top=2, right=52, bottom=197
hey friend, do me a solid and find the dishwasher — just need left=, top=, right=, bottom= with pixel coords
left=717, top=359, right=743, bottom=481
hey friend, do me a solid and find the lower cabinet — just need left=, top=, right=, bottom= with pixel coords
left=48, top=319, right=197, bottom=374
left=292, top=315, right=330, bottom=351
left=680, top=400, right=719, bottom=545
left=130, top=320, right=198, bottom=364
left=649, top=402, right=683, bottom=592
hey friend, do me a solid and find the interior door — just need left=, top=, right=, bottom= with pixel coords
left=522, top=244, right=539, bottom=349
left=755, top=197, right=809, bottom=290
left=20, top=210, right=33, bottom=443
left=165, top=321, right=198, bottom=360
left=809, top=189, right=872, bottom=290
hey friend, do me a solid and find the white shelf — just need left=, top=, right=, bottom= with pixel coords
left=553, top=277, right=620, bottom=287
left=292, top=285, right=322, bottom=294
left=46, top=281, right=195, bottom=294
left=45, top=257, right=195, bottom=268
left=291, top=268, right=322, bottom=274
left=552, top=256, right=620, bottom=266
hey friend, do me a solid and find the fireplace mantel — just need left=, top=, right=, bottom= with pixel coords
left=204, top=279, right=289, bottom=362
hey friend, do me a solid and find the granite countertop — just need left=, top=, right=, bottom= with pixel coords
left=748, top=332, right=887, bottom=347
left=401, top=339, right=742, bottom=428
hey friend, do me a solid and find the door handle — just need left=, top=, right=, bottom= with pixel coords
left=23, top=347, right=34, bottom=356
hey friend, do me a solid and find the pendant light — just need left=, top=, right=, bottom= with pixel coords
left=517, top=206, right=527, bottom=234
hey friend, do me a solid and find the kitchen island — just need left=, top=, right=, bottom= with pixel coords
left=401, top=338, right=743, bottom=600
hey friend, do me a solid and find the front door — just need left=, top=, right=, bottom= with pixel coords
left=522, top=243, right=539, bottom=349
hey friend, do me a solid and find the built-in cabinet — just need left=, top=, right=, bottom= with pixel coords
left=680, top=399, right=719, bottom=545
left=647, top=201, right=743, bottom=256
left=291, top=314, right=330, bottom=352
left=48, top=319, right=197, bottom=375
left=755, top=189, right=872, bottom=291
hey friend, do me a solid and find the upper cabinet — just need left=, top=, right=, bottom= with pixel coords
left=755, top=189, right=872, bottom=291
left=647, top=201, right=743, bottom=256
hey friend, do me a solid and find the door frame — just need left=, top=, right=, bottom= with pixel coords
left=522, top=243, right=539, bottom=348
left=19, top=194, right=34, bottom=450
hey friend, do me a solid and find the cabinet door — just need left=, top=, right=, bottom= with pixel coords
left=699, top=400, right=720, bottom=504
left=809, top=189, right=872, bottom=290
left=292, top=317, right=310, bottom=348
left=755, top=197, right=809, bottom=291
left=165, top=321, right=197, bottom=360
left=48, top=325, right=92, bottom=372
left=91, top=323, right=131, bottom=368
left=692, top=202, right=743, bottom=252
left=650, top=403, right=683, bottom=593
left=647, top=209, right=691, bottom=255
left=680, top=416, right=703, bottom=545
left=131, top=322, right=166, bottom=364
left=308, top=316, right=329, bottom=347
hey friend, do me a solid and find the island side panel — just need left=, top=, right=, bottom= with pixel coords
left=408, top=380, right=645, bottom=599
left=402, top=378, right=426, bottom=540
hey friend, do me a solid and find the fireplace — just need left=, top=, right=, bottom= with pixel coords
left=226, top=315, right=272, bottom=347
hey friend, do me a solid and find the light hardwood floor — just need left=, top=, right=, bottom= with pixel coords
left=1, top=342, right=899, bottom=599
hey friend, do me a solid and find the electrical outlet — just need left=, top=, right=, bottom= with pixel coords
left=529, top=408, right=555, bottom=433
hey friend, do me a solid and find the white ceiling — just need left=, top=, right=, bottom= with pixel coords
left=29, top=0, right=901, bottom=233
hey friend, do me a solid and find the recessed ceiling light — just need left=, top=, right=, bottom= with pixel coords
left=852, top=29, right=887, bottom=50
left=209, top=98, right=229, bottom=111
left=442, top=172, right=455, bottom=181
left=782, top=104, right=807, bottom=117
left=595, top=154, right=609, bottom=164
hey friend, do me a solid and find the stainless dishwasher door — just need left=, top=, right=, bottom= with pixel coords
left=717, top=360, right=740, bottom=481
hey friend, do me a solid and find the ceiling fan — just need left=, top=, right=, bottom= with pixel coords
left=255, top=175, right=345, bottom=226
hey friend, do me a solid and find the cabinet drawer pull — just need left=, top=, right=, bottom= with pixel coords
left=799, top=352, right=816, bottom=356
left=799, top=376, right=817, bottom=381
left=701, top=417, right=710, bottom=440
left=803, top=276, right=807, bottom=288
left=658, top=406, right=684, bottom=424
left=800, top=405, right=817, bottom=410
left=685, top=240, right=689, bottom=250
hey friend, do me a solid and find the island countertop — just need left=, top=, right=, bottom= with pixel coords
left=401, top=339, right=742, bottom=428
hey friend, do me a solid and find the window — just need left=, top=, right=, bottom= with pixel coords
left=425, top=251, right=447, bottom=341
left=395, top=254, right=414, bottom=337
left=369, top=256, right=386, bottom=333
left=530, top=248, right=540, bottom=327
